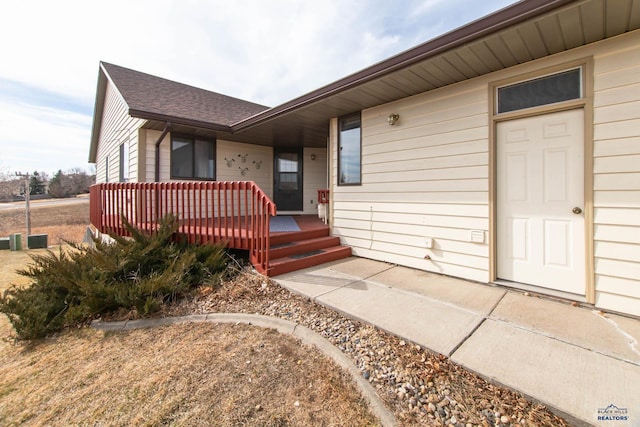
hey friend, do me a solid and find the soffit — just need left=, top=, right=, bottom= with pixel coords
left=143, top=114, right=328, bottom=148
left=234, top=0, right=639, bottom=147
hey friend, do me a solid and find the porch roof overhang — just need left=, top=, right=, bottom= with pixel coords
left=228, top=0, right=639, bottom=147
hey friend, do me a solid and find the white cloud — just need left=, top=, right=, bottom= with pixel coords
left=0, top=0, right=516, bottom=175
left=0, top=100, right=91, bottom=175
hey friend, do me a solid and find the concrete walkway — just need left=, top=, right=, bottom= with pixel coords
left=274, top=257, right=640, bottom=427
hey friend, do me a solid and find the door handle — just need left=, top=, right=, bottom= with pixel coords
left=572, top=207, right=582, bottom=214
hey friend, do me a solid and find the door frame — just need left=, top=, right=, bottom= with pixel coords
left=488, top=58, right=595, bottom=303
left=273, top=147, right=304, bottom=212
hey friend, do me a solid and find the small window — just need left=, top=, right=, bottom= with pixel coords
left=497, top=68, right=582, bottom=113
left=277, top=153, right=299, bottom=190
left=338, top=113, right=361, bottom=185
left=171, top=136, right=215, bottom=179
left=119, top=141, right=129, bottom=182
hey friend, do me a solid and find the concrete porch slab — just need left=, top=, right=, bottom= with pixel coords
left=368, top=265, right=506, bottom=315
left=324, top=257, right=396, bottom=278
left=273, top=256, right=640, bottom=425
left=275, top=257, right=397, bottom=299
left=491, top=292, right=640, bottom=365
left=451, top=319, right=640, bottom=426
left=275, top=268, right=360, bottom=299
left=314, top=279, right=484, bottom=356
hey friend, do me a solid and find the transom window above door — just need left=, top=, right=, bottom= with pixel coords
left=497, top=68, right=582, bottom=114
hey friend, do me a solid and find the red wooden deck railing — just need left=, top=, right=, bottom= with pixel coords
left=89, top=181, right=277, bottom=274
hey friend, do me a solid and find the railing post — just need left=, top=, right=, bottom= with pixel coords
left=91, top=180, right=276, bottom=274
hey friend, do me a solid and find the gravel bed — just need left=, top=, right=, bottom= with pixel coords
left=166, top=268, right=572, bottom=427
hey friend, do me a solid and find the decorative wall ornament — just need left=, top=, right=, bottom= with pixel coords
left=253, top=160, right=262, bottom=170
left=224, top=157, right=235, bottom=167
left=238, top=153, right=249, bottom=163
left=239, top=167, right=249, bottom=176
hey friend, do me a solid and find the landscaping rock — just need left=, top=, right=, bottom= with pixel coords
left=167, top=268, right=572, bottom=426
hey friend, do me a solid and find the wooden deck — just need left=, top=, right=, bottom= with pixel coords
left=121, top=215, right=349, bottom=276
left=90, top=182, right=350, bottom=276
left=266, top=215, right=351, bottom=276
left=177, top=215, right=350, bottom=276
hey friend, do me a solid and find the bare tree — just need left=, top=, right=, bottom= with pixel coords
left=48, top=168, right=96, bottom=198
left=0, top=163, right=21, bottom=202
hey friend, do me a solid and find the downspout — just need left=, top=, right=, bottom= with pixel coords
left=153, top=122, right=171, bottom=224
left=155, top=122, right=171, bottom=182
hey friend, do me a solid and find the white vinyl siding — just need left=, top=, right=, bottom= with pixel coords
left=592, top=35, right=640, bottom=316
left=332, top=81, right=490, bottom=283
left=95, top=80, right=143, bottom=183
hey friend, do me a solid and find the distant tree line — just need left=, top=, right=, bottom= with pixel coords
left=47, top=168, right=95, bottom=198
left=0, top=167, right=96, bottom=202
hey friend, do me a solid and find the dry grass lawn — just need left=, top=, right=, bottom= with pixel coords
left=0, top=250, right=46, bottom=291
left=0, top=202, right=380, bottom=426
left=0, top=323, right=378, bottom=426
left=0, top=199, right=90, bottom=245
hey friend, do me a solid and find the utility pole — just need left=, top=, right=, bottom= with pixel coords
left=16, top=172, right=31, bottom=242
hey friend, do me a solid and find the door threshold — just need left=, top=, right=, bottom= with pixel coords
left=277, top=211, right=305, bottom=215
left=494, top=279, right=587, bottom=303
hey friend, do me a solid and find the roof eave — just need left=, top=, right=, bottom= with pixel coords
left=129, top=109, right=232, bottom=133
left=88, top=65, right=108, bottom=163
left=233, top=0, right=576, bottom=131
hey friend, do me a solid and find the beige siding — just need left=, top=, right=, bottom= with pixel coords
left=95, top=80, right=143, bottom=183
left=216, top=140, right=273, bottom=196
left=148, top=135, right=275, bottom=192
left=592, top=35, right=640, bottom=316
left=330, top=30, right=640, bottom=315
left=144, top=129, right=171, bottom=182
left=142, top=129, right=162, bottom=181
left=128, top=131, right=138, bottom=181
left=303, top=147, right=328, bottom=215
left=148, top=135, right=327, bottom=214
left=332, top=81, right=490, bottom=283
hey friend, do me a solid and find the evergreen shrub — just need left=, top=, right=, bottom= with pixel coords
left=0, top=215, right=229, bottom=340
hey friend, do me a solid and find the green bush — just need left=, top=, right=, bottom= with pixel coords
left=0, top=215, right=229, bottom=340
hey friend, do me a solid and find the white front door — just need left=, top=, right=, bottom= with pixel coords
left=497, top=109, right=585, bottom=295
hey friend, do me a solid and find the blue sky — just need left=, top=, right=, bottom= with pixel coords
left=0, top=0, right=516, bottom=178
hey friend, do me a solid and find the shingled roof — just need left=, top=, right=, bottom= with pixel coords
left=101, top=62, right=269, bottom=127
left=90, top=0, right=640, bottom=163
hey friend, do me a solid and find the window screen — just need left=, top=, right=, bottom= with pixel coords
left=497, top=68, right=581, bottom=113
